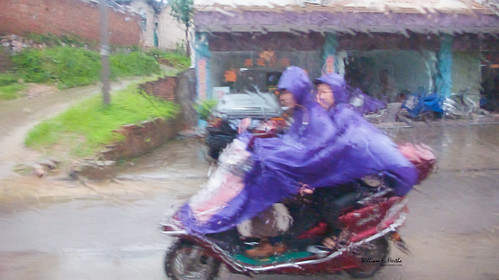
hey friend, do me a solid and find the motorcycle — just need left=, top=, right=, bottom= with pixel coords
left=397, top=92, right=444, bottom=123
left=160, top=140, right=435, bottom=279
left=162, top=188, right=410, bottom=279
left=442, top=88, right=486, bottom=120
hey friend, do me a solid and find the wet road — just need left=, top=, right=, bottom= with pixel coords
left=0, top=124, right=498, bottom=280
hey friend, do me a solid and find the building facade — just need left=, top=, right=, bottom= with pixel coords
left=192, top=0, right=499, bottom=108
left=119, top=0, right=186, bottom=51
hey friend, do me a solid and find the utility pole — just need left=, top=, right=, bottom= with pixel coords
left=99, top=0, right=111, bottom=106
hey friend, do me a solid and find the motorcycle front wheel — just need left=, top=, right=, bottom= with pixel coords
left=164, top=239, right=221, bottom=280
left=346, top=237, right=389, bottom=278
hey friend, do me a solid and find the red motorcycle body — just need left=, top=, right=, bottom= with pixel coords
left=161, top=193, right=408, bottom=278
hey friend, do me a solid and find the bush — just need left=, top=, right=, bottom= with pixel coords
left=196, top=99, right=217, bottom=121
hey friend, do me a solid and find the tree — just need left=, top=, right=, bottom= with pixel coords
left=169, top=0, right=193, bottom=57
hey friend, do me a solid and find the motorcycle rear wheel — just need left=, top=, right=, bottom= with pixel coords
left=164, top=239, right=221, bottom=280
left=346, top=237, right=389, bottom=278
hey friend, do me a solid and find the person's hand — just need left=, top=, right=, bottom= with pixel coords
left=298, top=183, right=314, bottom=196
left=238, top=117, right=251, bottom=134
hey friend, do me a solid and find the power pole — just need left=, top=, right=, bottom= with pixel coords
left=100, top=0, right=111, bottom=106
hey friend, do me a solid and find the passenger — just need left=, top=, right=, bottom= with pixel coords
left=270, top=73, right=419, bottom=254
left=313, top=73, right=418, bottom=248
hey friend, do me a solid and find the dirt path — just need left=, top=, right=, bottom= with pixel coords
left=0, top=78, right=147, bottom=180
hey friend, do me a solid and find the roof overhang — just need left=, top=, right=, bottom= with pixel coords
left=194, top=4, right=499, bottom=35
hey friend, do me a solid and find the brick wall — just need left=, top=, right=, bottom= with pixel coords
left=100, top=117, right=182, bottom=160
left=140, top=71, right=198, bottom=128
left=140, top=76, right=177, bottom=101
left=97, top=74, right=197, bottom=161
left=0, top=0, right=141, bottom=46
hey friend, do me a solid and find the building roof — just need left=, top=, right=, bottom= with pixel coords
left=194, top=0, right=499, bottom=34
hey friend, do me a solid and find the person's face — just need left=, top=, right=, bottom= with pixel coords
left=316, top=83, right=334, bottom=110
left=279, top=90, right=297, bottom=110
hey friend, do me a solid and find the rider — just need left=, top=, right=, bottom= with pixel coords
left=176, top=66, right=336, bottom=234
left=244, top=66, right=338, bottom=257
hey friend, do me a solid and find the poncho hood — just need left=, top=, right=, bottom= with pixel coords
left=277, top=66, right=312, bottom=106
left=314, top=73, right=350, bottom=104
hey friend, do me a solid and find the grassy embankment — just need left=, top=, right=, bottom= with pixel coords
left=0, top=43, right=190, bottom=100
left=6, top=42, right=190, bottom=160
left=24, top=85, right=180, bottom=159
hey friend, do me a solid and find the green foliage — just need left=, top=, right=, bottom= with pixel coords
left=0, top=73, right=25, bottom=100
left=25, top=85, right=180, bottom=157
left=110, top=51, right=160, bottom=77
left=169, top=0, right=193, bottom=29
left=175, top=40, right=187, bottom=55
left=12, top=47, right=100, bottom=88
left=0, top=73, right=19, bottom=86
left=25, top=33, right=95, bottom=48
left=146, top=48, right=190, bottom=69
left=196, top=99, right=217, bottom=121
left=0, top=83, right=26, bottom=100
left=12, top=47, right=161, bottom=89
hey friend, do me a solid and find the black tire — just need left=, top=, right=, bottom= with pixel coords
left=346, top=237, right=389, bottom=278
left=164, top=239, right=221, bottom=280
left=421, top=111, right=437, bottom=122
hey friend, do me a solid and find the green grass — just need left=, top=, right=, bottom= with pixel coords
left=146, top=48, right=190, bottom=69
left=0, top=73, right=19, bottom=86
left=0, top=73, right=25, bottom=100
left=0, top=83, right=26, bottom=100
left=25, top=85, right=180, bottom=157
left=25, top=33, right=96, bottom=49
left=12, top=47, right=161, bottom=89
left=110, top=51, right=160, bottom=78
left=12, top=47, right=101, bottom=88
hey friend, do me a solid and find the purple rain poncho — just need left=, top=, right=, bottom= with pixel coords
left=176, top=68, right=418, bottom=234
left=311, top=73, right=418, bottom=192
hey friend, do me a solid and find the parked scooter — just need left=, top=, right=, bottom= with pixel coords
left=160, top=141, right=435, bottom=279
left=397, top=92, right=444, bottom=123
left=442, top=88, right=485, bottom=119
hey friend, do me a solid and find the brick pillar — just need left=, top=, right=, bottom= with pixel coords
left=194, top=32, right=211, bottom=100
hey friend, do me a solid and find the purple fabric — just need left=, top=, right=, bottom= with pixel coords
left=312, top=73, right=417, bottom=194
left=315, top=73, right=350, bottom=104
left=315, top=73, right=386, bottom=114
left=350, top=88, right=387, bottom=114
left=177, top=69, right=417, bottom=234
